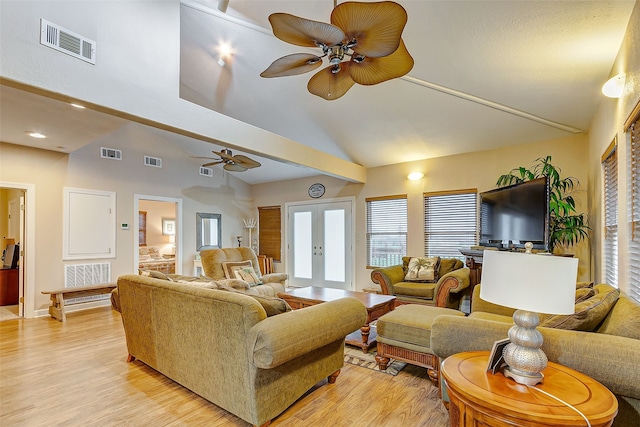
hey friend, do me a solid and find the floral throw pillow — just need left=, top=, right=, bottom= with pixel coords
left=404, top=256, right=440, bottom=283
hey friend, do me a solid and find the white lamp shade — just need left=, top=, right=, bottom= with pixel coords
left=480, top=250, right=578, bottom=315
left=602, top=73, right=626, bottom=98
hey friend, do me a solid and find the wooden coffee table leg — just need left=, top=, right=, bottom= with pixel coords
left=360, top=325, right=370, bottom=348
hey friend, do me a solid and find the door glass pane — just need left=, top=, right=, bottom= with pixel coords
left=293, top=211, right=312, bottom=279
left=324, top=209, right=345, bottom=282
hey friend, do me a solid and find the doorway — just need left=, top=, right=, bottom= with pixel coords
left=286, top=198, right=354, bottom=290
left=134, top=195, right=183, bottom=275
left=0, top=185, right=29, bottom=320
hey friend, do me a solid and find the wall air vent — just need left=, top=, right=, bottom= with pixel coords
left=40, top=19, right=96, bottom=64
left=100, top=147, right=122, bottom=160
left=200, top=166, right=214, bottom=177
left=144, top=156, right=162, bottom=168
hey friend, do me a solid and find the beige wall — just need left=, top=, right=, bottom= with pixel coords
left=139, top=200, right=176, bottom=254
left=0, top=125, right=253, bottom=314
left=588, top=1, right=640, bottom=294
left=253, top=133, right=591, bottom=290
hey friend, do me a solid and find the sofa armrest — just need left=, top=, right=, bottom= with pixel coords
left=370, top=265, right=405, bottom=295
left=433, top=267, right=470, bottom=308
left=431, top=315, right=640, bottom=400
left=247, top=297, right=367, bottom=369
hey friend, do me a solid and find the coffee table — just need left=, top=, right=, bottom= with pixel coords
left=278, top=286, right=396, bottom=352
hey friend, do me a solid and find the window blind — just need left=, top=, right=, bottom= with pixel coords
left=258, top=206, right=281, bottom=261
left=602, top=139, right=618, bottom=287
left=424, top=190, right=478, bottom=260
left=366, top=195, right=407, bottom=267
left=629, top=118, right=640, bottom=301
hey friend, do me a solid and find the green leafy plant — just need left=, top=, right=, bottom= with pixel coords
left=496, top=155, right=590, bottom=251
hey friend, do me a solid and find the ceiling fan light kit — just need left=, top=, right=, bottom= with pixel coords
left=261, top=1, right=414, bottom=100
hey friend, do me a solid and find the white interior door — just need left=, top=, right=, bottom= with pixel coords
left=287, top=200, right=353, bottom=290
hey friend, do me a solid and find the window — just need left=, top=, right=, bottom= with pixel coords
left=366, top=195, right=407, bottom=267
left=258, top=206, right=281, bottom=261
left=424, top=189, right=477, bottom=259
left=602, top=138, right=618, bottom=287
left=627, top=105, right=640, bottom=301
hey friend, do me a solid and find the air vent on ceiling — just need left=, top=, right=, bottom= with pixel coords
left=144, top=156, right=162, bottom=168
left=100, top=147, right=122, bottom=160
left=40, top=19, right=96, bottom=64
left=200, top=166, right=214, bottom=177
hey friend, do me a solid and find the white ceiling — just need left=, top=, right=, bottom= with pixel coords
left=1, top=1, right=636, bottom=184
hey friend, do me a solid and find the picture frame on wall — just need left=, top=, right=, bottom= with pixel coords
left=162, top=218, right=176, bottom=236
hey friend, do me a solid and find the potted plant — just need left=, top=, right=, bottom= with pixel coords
left=496, top=155, right=590, bottom=252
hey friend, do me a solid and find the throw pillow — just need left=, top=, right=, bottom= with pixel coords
left=575, top=287, right=596, bottom=304
left=233, top=266, right=262, bottom=286
left=139, top=269, right=170, bottom=280
left=176, top=279, right=218, bottom=289
left=222, top=260, right=253, bottom=280
left=541, top=287, right=620, bottom=331
left=404, top=256, right=440, bottom=283
left=216, top=283, right=290, bottom=316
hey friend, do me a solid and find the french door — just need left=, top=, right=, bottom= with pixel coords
left=287, top=200, right=353, bottom=290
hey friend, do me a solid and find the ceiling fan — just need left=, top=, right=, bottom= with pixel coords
left=260, top=1, right=414, bottom=100
left=194, top=149, right=261, bottom=172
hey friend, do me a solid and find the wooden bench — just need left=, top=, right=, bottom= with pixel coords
left=42, top=284, right=116, bottom=322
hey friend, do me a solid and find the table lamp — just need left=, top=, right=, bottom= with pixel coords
left=480, top=246, right=578, bottom=386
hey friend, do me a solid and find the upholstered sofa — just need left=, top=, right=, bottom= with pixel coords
left=113, top=274, right=367, bottom=427
left=370, top=257, right=470, bottom=308
left=200, top=247, right=287, bottom=292
left=431, top=284, right=640, bottom=426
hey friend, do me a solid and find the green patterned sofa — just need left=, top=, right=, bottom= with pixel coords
left=370, top=257, right=470, bottom=308
left=431, top=284, right=640, bottom=426
left=113, top=274, right=366, bottom=427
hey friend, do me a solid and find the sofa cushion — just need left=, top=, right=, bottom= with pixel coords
left=596, top=295, right=640, bottom=340
left=222, top=260, right=253, bottom=279
left=540, top=285, right=620, bottom=331
left=393, top=281, right=437, bottom=299
left=404, top=256, right=440, bottom=282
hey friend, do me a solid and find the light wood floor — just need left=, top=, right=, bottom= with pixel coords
left=0, top=307, right=449, bottom=427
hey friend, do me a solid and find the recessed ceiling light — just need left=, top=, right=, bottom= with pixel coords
left=70, top=103, right=86, bottom=109
left=26, top=131, right=46, bottom=139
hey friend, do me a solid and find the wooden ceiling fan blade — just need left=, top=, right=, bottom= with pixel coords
left=350, top=39, right=414, bottom=85
left=331, top=1, right=407, bottom=58
left=307, top=63, right=356, bottom=101
left=202, top=161, right=224, bottom=167
left=269, top=13, right=345, bottom=48
left=224, top=163, right=247, bottom=172
left=261, top=53, right=323, bottom=78
left=232, top=155, right=261, bottom=169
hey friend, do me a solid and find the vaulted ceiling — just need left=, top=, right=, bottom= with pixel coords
left=1, top=1, right=636, bottom=184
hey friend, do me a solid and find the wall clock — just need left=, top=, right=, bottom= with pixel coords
left=308, top=183, right=325, bottom=198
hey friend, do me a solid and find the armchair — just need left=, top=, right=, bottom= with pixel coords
left=200, top=247, right=288, bottom=296
left=371, top=257, right=470, bottom=309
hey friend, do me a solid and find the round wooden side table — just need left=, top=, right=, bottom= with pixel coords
left=441, top=351, right=618, bottom=427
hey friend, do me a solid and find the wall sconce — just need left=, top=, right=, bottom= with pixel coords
left=407, top=171, right=424, bottom=181
left=602, top=73, right=626, bottom=98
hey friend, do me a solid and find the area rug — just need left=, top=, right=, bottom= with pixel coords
left=344, top=346, right=407, bottom=376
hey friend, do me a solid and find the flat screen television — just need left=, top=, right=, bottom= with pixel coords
left=479, top=177, right=550, bottom=251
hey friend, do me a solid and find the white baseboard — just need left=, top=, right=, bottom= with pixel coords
left=33, top=299, right=112, bottom=318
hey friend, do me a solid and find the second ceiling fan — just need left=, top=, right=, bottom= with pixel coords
left=261, top=1, right=414, bottom=100
left=196, top=149, right=261, bottom=172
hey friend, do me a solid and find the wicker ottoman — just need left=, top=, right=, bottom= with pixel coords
left=374, top=304, right=465, bottom=384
